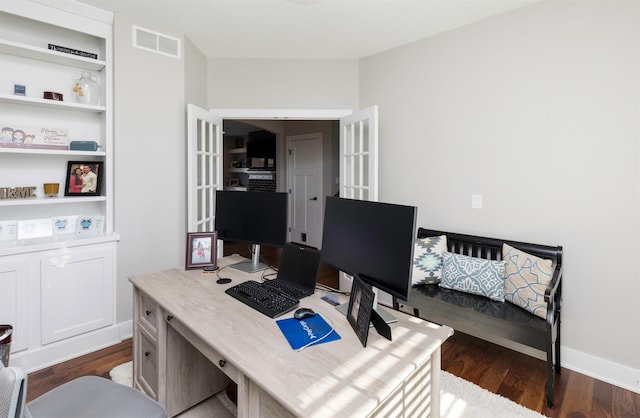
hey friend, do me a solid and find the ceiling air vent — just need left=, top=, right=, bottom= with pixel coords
left=133, top=25, right=181, bottom=59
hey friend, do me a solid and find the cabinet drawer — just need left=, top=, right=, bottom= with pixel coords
left=136, top=328, right=158, bottom=399
left=139, top=293, right=158, bottom=336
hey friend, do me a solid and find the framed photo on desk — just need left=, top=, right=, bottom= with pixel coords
left=347, top=276, right=375, bottom=347
left=186, top=232, right=217, bottom=270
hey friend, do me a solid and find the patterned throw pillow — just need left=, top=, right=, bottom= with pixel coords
left=502, top=244, right=554, bottom=318
left=440, top=252, right=506, bottom=302
left=412, top=235, right=447, bottom=286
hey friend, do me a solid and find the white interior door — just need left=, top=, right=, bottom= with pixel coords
left=186, top=104, right=223, bottom=243
left=287, top=133, right=323, bottom=248
left=338, top=105, right=379, bottom=291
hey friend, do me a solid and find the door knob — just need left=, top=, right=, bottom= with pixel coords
left=309, top=197, right=318, bottom=201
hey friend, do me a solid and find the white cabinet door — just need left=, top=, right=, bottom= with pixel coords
left=0, top=255, right=30, bottom=353
left=40, top=243, right=115, bottom=345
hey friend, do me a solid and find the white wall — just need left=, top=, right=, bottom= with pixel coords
left=359, top=0, right=640, bottom=391
left=112, top=14, right=187, bottom=324
left=207, top=58, right=358, bottom=109
left=185, top=36, right=208, bottom=107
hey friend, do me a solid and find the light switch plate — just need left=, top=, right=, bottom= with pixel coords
left=472, top=194, right=483, bottom=209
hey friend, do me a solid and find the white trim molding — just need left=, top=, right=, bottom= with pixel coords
left=563, top=347, right=640, bottom=394
left=210, top=108, right=352, bottom=120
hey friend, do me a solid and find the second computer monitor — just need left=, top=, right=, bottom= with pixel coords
left=215, top=190, right=288, bottom=272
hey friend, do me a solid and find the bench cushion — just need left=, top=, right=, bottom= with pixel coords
left=503, top=244, right=554, bottom=318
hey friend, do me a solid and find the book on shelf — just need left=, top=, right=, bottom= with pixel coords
left=48, top=44, right=98, bottom=59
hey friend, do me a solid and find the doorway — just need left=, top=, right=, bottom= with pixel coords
left=222, top=118, right=339, bottom=250
left=190, top=107, right=378, bottom=292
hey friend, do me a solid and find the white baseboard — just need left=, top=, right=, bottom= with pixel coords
left=562, top=347, right=640, bottom=394
left=118, top=320, right=133, bottom=340
left=9, top=321, right=132, bottom=373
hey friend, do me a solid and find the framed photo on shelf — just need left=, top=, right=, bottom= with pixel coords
left=347, top=276, right=375, bottom=347
left=186, top=232, right=218, bottom=270
left=228, top=178, right=240, bottom=187
left=64, top=161, right=103, bottom=196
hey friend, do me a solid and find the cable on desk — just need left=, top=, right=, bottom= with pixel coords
left=315, top=283, right=350, bottom=296
left=215, top=265, right=230, bottom=280
left=260, top=266, right=278, bottom=282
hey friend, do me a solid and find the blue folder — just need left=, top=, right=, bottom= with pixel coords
left=276, top=314, right=341, bottom=350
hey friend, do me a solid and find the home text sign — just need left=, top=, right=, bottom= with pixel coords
left=0, top=187, right=37, bottom=199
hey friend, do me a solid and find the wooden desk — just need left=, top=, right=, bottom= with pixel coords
left=131, top=255, right=453, bottom=417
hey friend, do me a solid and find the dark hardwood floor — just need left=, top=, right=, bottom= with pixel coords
left=26, top=246, right=640, bottom=417
left=26, top=338, right=133, bottom=402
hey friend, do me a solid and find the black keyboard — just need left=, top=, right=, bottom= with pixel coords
left=225, top=280, right=299, bottom=318
left=264, top=279, right=308, bottom=299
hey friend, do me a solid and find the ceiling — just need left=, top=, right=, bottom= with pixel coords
left=75, top=0, right=541, bottom=60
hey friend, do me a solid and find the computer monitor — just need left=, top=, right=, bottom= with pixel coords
left=320, top=196, right=417, bottom=323
left=215, top=190, right=288, bottom=272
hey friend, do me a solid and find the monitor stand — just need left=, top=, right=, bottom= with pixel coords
left=230, top=244, right=269, bottom=273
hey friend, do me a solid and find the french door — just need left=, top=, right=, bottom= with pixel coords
left=338, top=105, right=379, bottom=291
left=186, top=104, right=223, bottom=238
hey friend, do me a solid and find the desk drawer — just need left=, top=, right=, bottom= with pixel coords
left=139, top=292, right=159, bottom=336
left=136, top=327, right=159, bottom=399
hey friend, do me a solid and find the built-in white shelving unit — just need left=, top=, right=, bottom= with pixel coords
left=0, top=0, right=119, bottom=373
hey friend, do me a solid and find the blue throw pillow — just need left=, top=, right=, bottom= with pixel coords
left=440, top=252, right=506, bottom=302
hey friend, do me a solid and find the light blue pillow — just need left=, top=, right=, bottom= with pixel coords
left=440, top=252, right=506, bottom=302
left=412, top=235, right=447, bottom=285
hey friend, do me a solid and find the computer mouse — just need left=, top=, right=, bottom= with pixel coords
left=294, top=308, right=316, bottom=320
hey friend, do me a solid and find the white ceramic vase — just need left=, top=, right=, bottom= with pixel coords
left=73, top=71, right=100, bottom=106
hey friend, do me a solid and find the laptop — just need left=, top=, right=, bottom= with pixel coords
left=263, top=243, right=321, bottom=299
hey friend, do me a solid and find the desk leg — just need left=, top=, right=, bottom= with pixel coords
left=236, top=374, right=250, bottom=418
left=431, top=348, right=441, bottom=418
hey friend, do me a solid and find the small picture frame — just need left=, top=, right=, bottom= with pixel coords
left=13, top=84, right=26, bottom=96
left=64, top=161, right=103, bottom=196
left=347, top=276, right=375, bottom=347
left=228, top=178, right=240, bottom=187
left=186, top=232, right=217, bottom=270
